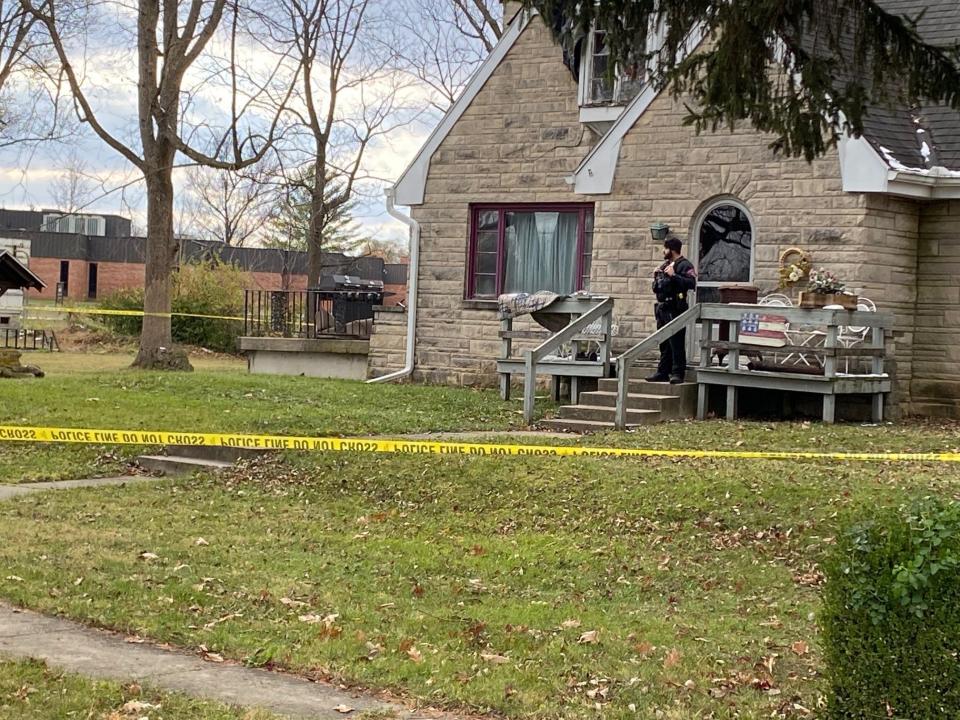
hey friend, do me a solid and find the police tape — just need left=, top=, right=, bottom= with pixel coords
left=27, top=306, right=244, bottom=322
left=0, top=426, right=957, bottom=463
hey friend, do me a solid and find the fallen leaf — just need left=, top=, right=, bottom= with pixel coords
left=298, top=614, right=323, bottom=624
left=333, top=704, right=354, bottom=714
left=406, top=646, right=423, bottom=663
left=5, top=576, right=23, bottom=582
left=280, top=597, right=307, bottom=608
left=121, top=700, right=161, bottom=712
left=204, top=652, right=225, bottom=663
left=195, top=538, right=209, bottom=546
left=791, top=640, right=810, bottom=657
left=73, top=577, right=83, bottom=586
left=365, top=641, right=383, bottom=660
left=578, top=630, right=599, bottom=644
left=204, top=612, right=243, bottom=630
left=480, top=652, right=509, bottom=664
left=124, top=636, right=146, bottom=644
left=138, top=552, right=159, bottom=561
left=560, top=619, right=581, bottom=629
left=663, top=648, right=682, bottom=669
left=633, top=641, right=655, bottom=656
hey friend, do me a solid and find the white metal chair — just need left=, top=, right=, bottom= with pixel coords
left=838, top=298, right=877, bottom=372
left=758, top=293, right=793, bottom=308
left=755, top=294, right=793, bottom=364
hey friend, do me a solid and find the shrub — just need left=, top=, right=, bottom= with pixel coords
left=98, top=261, right=249, bottom=354
left=821, top=498, right=960, bottom=719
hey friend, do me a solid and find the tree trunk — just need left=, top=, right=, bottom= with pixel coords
left=306, top=161, right=326, bottom=288
left=133, top=164, right=192, bottom=371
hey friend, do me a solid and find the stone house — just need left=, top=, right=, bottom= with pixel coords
left=370, top=1, right=960, bottom=418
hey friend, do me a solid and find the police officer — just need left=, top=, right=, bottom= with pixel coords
left=647, top=236, right=697, bottom=384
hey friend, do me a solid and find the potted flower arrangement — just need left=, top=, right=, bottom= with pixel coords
left=799, top=268, right=858, bottom=309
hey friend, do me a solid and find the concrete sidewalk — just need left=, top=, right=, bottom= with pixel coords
left=0, top=604, right=455, bottom=719
left=0, top=476, right=157, bottom=502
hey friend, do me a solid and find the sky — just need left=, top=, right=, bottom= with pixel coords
left=0, top=1, right=467, bottom=250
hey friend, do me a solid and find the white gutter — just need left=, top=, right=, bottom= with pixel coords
left=367, top=187, right=420, bottom=384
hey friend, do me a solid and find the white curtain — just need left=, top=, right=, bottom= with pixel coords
left=503, top=212, right=579, bottom=294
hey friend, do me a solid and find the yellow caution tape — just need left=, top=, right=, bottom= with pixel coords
left=0, top=426, right=957, bottom=463
left=27, top=307, right=244, bottom=322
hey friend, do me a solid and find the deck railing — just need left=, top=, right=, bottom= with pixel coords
left=243, top=289, right=376, bottom=339
left=697, top=304, right=892, bottom=422
left=611, top=303, right=893, bottom=427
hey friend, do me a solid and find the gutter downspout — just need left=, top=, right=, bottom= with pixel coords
left=367, top=187, right=420, bottom=384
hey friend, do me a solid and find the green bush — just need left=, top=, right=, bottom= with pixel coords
left=98, top=261, right=248, bottom=354
left=821, top=498, right=960, bottom=719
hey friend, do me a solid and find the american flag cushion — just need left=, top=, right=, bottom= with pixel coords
left=739, top=313, right=788, bottom=347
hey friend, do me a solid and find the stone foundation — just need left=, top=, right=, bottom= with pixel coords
left=239, top=337, right=369, bottom=380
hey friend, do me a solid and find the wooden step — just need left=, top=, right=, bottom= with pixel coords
left=558, top=404, right=661, bottom=425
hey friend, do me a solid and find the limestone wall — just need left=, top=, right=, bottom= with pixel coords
left=368, top=14, right=957, bottom=414
left=912, top=200, right=960, bottom=417
left=389, top=15, right=595, bottom=386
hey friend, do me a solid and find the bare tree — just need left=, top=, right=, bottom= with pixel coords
left=0, top=0, right=74, bottom=148
left=275, top=0, right=411, bottom=288
left=48, top=146, right=97, bottom=214
left=391, top=0, right=502, bottom=110
left=0, top=1, right=35, bottom=94
left=182, top=161, right=280, bottom=246
left=22, top=0, right=295, bottom=369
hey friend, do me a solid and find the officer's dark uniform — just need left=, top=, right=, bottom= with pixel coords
left=652, top=256, right=697, bottom=380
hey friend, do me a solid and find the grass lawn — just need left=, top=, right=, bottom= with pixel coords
left=0, top=658, right=278, bottom=719
left=0, top=452, right=955, bottom=719
left=0, top=350, right=529, bottom=483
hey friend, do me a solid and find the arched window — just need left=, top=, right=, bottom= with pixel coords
left=692, top=199, right=754, bottom=303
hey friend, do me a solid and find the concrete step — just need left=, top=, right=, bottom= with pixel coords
left=539, top=418, right=621, bottom=434
left=166, top=445, right=269, bottom=464
left=137, top=455, right=234, bottom=477
left=596, top=378, right=697, bottom=397
left=579, top=390, right=674, bottom=409
left=558, top=404, right=661, bottom=425
left=627, top=366, right=699, bottom=381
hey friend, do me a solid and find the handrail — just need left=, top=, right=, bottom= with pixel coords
left=521, top=297, right=614, bottom=423
left=530, top=297, right=614, bottom=362
left=614, top=304, right=702, bottom=429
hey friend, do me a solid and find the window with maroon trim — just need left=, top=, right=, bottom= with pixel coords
left=467, top=204, right=594, bottom=299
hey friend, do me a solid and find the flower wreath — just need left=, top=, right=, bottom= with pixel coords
left=778, top=247, right=811, bottom=289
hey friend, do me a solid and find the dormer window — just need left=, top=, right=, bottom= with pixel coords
left=583, top=30, right=645, bottom=106
left=578, top=24, right=661, bottom=133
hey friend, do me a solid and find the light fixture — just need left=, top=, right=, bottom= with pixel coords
left=649, top=222, right=670, bottom=241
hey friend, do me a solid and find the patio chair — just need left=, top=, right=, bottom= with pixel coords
left=754, top=294, right=793, bottom=364
left=838, top=297, right=877, bottom=372
left=758, top=293, right=793, bottom=308
left=757, top=293, right=825, bottom=367
left=803, top=298, right=877, bottom=373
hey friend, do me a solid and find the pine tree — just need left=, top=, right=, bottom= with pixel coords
left=526, top=0, right=960, bottom=160
left=263, top=167, right=362, bottom=255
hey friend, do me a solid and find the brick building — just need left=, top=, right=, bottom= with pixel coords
left=0, top=210, right=408, bottom=305
left=371, top=2, right=960, bottom=417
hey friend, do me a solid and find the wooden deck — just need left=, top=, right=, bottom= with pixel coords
left=696, top=304, right=892, bottom=423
